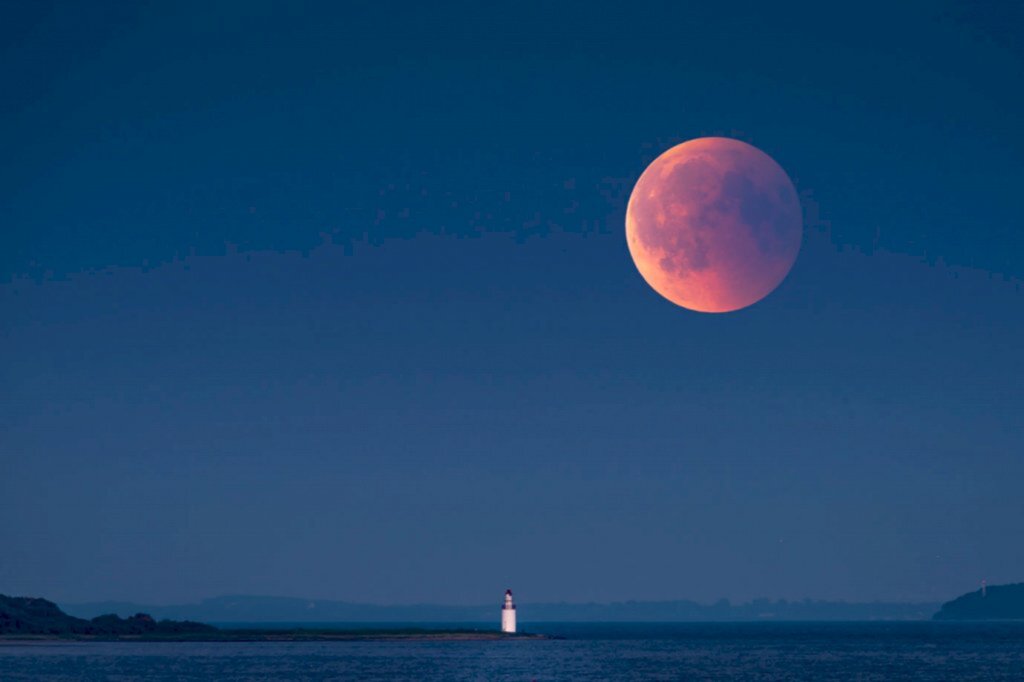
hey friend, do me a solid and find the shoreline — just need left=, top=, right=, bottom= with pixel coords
left=0, top=630, right=548, bottom=643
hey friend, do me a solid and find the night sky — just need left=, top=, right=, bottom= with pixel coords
left=2, top=1, right=1022, bottom=607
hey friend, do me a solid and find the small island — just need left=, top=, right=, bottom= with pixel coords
left=933, top=583, right=1024, bottom=621
left=0, top=594, right=542, bottom=641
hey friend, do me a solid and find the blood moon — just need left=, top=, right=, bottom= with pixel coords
left=626, top=137, right=802, bottom=313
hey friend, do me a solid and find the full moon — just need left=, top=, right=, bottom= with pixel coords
left=626, top=137, right=802, bottom=313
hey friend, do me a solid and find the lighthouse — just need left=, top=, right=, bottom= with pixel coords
left=501, top=589, right=516, bottom=633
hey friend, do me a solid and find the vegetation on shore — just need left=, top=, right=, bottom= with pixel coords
left=0, top=594, right=215, bottom=637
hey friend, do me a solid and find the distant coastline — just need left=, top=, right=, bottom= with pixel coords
left=934, top=583, right=1024, bottom=621
left=9, top=584, right=1024, bottom=642
left=60, top=594, right=940, bottom=623
left=0, top=595, right=538, bottom=642
left=0, top=630, right=539, bottom=643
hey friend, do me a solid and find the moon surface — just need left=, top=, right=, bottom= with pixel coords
left=626, top=137, right=802, bottom=313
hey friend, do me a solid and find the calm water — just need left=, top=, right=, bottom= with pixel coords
left=2, top=622, right=1023, bottom=680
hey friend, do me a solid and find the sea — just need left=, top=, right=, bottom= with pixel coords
left=2, top=621, right=1024, bottom=680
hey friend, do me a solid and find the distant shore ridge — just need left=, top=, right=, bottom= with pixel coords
left=0, top=594, right=535, bottom=640
left=58, top=594, right=944, bottom=623
left=933, top=583, right=1024, bottom=621
left=5, top=583, right=1023, bottom=636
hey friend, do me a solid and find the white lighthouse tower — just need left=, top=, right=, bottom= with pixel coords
left=501, top=589, right=516, bottom=633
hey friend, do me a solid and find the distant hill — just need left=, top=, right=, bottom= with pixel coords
left=62, top=594, right=939, bottom=623
left=0, top=594, right=216, bottom=636
left=63, top=596, right=495, bottom=623
left=934, top=583, right=1024, bottom=620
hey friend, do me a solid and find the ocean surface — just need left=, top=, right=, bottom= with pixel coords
left=3, top=621, right=1024, bottom=680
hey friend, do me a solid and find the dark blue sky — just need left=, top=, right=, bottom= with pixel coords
left=1, top=1, right=1022, bottom=606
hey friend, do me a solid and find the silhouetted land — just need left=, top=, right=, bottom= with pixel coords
left=933, top=583, right=1024, bottom=620
left=0, top=595, right=535, bottom=641
left=0, top=594, right=215, bottom=638
left=63, top=594, right=939, bottom=623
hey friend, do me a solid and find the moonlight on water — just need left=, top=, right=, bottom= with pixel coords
left=626, top=137, right=802, bottom=313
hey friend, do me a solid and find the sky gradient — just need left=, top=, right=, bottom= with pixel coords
left=1, top=1, right=1022, bottom=606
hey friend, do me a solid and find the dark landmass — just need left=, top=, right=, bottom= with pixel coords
left=63, top=594, right=939, bottom=623
left=0, top=594, right=215, bottom=637
left=933, top=583, right=1024, bottom=621
left=0, top=594, right=536, bottom=641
